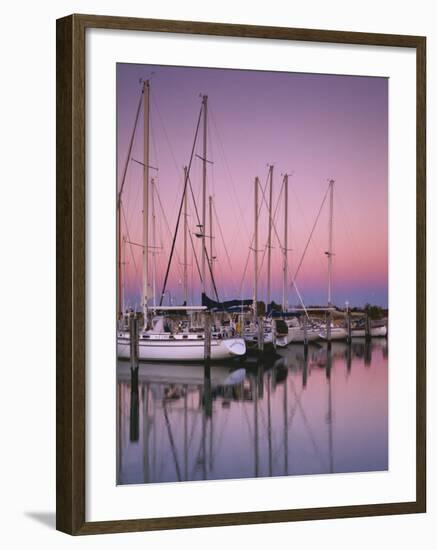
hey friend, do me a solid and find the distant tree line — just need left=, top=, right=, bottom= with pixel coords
left=363, top=303, right=388, bottom=320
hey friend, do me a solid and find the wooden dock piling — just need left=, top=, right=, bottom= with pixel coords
left=302, top=352, right=308, bottom=388
left=129, top=313, right=139, bottom=369
left=365, top=312, right=371, bottom=341
left=364, top=340, right=372, bottom=366
left=129, top=364, right=139, bottom=442
left=346, top=343, right=352, bottom=374
left=346, top=310, right=352, bottom=344
left=203, top=365, right=212, bottom=417
left=257, top=316, right=264, bottom=353
left=326, top=346, right=332, bottom=380
left=204, top=313, right=211, bottom=361
left=129, top=314, right=139, bottom=442
left=303, top=315, right=308, bottom=349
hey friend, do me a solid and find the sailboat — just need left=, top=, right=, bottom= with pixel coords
left=318, top=322, right=347, bottom=341
left=244, top=168, right=320, bottom=349
left=280, top=316, right=320, bottom=344
left=318, top=179, right=347, bottom=341
left=277, top=173, right=320, bottom=345
left=242, top=169, right=278, bottom=350
left=350, top=319, right=388, bottom=338
left=117, top=312, right=246, bottom=362
left=117, top=82, right=246, bottom=362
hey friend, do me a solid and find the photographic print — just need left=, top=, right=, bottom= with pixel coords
left=116, top=63, right=388, bottom=485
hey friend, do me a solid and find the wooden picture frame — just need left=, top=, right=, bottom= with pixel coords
left=56, top=13, right=426, bottom=535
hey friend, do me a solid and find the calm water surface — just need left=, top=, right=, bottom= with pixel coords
left=117, top=339, right=388, bottom=484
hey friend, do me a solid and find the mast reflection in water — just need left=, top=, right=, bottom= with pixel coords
left=117, top=339, right=388, bottom=485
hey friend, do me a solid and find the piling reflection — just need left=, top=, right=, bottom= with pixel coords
left=117, top=339, right=388, bottom=485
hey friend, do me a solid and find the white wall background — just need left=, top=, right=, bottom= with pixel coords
left=0, top=0, right=434, bottom=548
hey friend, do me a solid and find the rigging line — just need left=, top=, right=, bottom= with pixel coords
left=257, top=179, right=284, bottom=286
left=158, top=104, right=203, bottom=306
left=290, top=185, right=326, bottom=273
left=289, top=376, right=328, bottom=470
left=150, top=91, right=186, bottom=222
left=258, top=400, right=268, bottom=433
left=124, top=168, right=142, bottom=232
left=237, top=246, right=252, bottom=299
left=209, top=106, right=250, bottom=240
left=285, top=384, right=304, bottom=426
left=187, top=175, right=202, bottom=239
left=292, top=183, right=330, bottom=283
left=159, top=104, right=221, bottom=306
left=212, top=199, right=238, bottom=296
left=121, top=202, right=141, bottom=295
left=213, top=406, right=231, bottom=459
left=251, top=175, right=312, bottom=315
left=237, top=171, right=271, bottom=297
left=248, top=169, right=281, bottom=292
left=185, top=174, right=222, bottom=304
left=274, top=381, right=302, bottom=466
left=150, top=114, right=159, bottom=176
left=240, top=399, right=254, bottom=441
left=215, top=259, right=230, bottom=300
left=151, top=91, right=184, bottom=183
left=288, top=277, right=310, bottom=317
left=162, top=401, right=182, bottom=482
left=266, top=179, right=310, bottom=313
left=258, top=172, right=284, bottom=260
left=243, top=175, right=284, bottom=299
left=118, top=83, right=144, bottom=201
left=187, top=400, right=200, bottom=449
left=268, top=246, right=310, bottom=314
left=189, top=405, right=212, bottom=479
left=154, top=182, right=184, bottom=281
left=208, top=116, right=215, bottom=197
left=188, top=229, right=203, bottom=284
left=257, top=182, right=312, bottom=315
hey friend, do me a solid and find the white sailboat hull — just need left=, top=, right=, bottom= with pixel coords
left=286, top=327, right=320, bottom=344
left=275, top=328, right=319, bottom=347
left=318, top=327, right=348, bottom=341
left=351, top=326, right=387, bottom=338
left=117, top=333, right=246, bottom=362
left=243, top=333, right=275, bottom=349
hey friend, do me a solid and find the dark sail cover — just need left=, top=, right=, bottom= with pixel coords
left=201, top=293, right=253, bottom=311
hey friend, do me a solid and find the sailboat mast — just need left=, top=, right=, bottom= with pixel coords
left=327, top=179, right=334, bottom=307
left=209, top=195, right=214, bottom=295
left=151, top=177, right=157, bottom=308
left=253, top=177, right=259, bottom=316
left=142, top=80, right=150, bottom=317
left=117, top=81, right=145, bottom=318
left=282, top=174, right=289, bottom=312
left=183, top=166, right=188, bottom=305
left=267, top=165, right=273, bottom=308
left=117, top=201, right=122, bottom=319
left=122, top=234, right=126, bottom=314
left=201, top=95, right=208, bottom=295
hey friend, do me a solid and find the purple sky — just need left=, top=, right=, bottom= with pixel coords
left=117, top=63, right=388, bottom=309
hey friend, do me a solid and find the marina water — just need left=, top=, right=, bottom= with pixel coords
left=117, top=338, right=388, bottom=484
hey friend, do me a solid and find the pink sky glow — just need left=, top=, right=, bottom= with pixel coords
left=117, top=63, right=388, bottom=309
